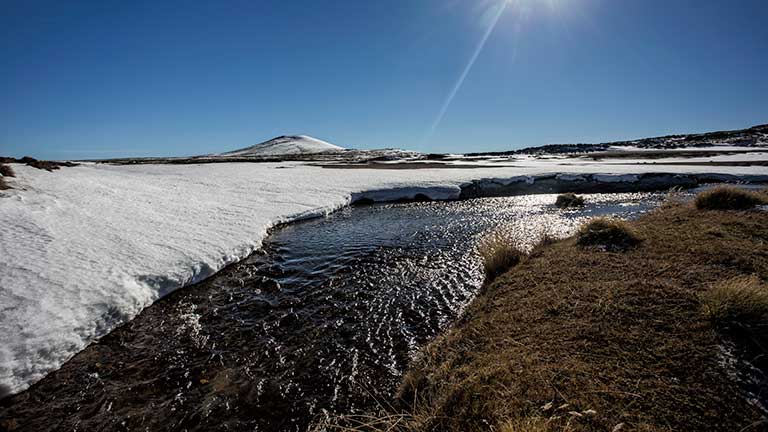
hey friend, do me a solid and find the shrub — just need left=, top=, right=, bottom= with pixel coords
left=0, top=176, right=8, bottom=190
left=703, top=275, right=768, bottom=327
left=694, top=186, right=766, bottom=210
left=554, top=193, right=585, bottom=209
left=0, top=163, right=14, bottom=177
left=576, top=217, right=641, bottom=251
left=478, top=231, right=526, bottom=280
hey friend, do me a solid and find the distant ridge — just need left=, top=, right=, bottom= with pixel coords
left=465, top=123, right=768, bottom=156
left=220, top=135, right=345, bottom=157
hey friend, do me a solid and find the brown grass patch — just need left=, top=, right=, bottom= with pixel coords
left=0, top=163, right=12, bottom=190
left=703, top=275, right=768, bottom=327
left=694, top=186, right=766, bottom=210
left=555, top=193, right=585, bottom=209
left=353, top=205, right=768, bottom=431
left=498, top=416, right=555, bottom=432
left=0, top=163, right=14, bottom=177
left=576, top=217, right=641, bottom=251
left=477, top=231, right=526, bottom=280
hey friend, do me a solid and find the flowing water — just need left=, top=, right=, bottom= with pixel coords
left=0, top=192, right=675, bottom=431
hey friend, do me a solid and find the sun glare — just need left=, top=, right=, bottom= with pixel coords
left=422, top=0, right=571, bottom=146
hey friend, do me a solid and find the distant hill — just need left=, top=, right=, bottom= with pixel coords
left=466, top=123, right=768, bottom=156
left=219, top=135, right=345, bottom=157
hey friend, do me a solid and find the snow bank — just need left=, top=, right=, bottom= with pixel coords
left=0, top=159, right=767, bottom=396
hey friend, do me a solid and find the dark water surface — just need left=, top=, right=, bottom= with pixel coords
left=0, top=192, right=674, bottom=431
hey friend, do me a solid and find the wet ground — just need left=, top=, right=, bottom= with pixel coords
left=0, top=192, right=673, bottom=432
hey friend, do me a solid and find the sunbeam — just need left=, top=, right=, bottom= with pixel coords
left=422, top=1, right=509, bottom=146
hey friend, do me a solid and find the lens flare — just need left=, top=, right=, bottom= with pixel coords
left=422, top=1, right=508, bottom=146
left=423, top=0, right=564, bottom=147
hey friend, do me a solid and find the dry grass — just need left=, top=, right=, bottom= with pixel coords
left=477, top=230, right=527, bottom=280
left=0, top=157, right=77, bottom=172
left=498, top=416, right=557, bottom=432
left=311, top=413, right=417, bottom=432
left=0, top=163, right=14, bottom=177
left=658, top=186, right=689, bottom=210
left=576, top=217, right=641, bottom=251
left=313, top=406, right=560, bottom=432
left=703, top=275, right=768, bottom=327
left=555, top=193, right=585, bottom=209
left=0, top=163, right=12, bottom=190
left=345, top=205, right=768, bottom=431
left=694, top=186, right=767, bottom=210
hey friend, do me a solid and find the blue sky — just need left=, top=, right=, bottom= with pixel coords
left=1, top=0, right=767, bottom=159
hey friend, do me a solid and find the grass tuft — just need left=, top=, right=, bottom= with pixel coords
left=703, top=275, right=768, bottom=327
left=0, top=163, right=14, bottom=178
left=694, top=186, right=766, bottom=211
left=576, top=217, right=641, bottom=251
left=555, top=193, right=585, bottom=209
left=498, top=416, right=556, bottom=432
left=0, top=166, right=9, bottom=190
left=477, top=231, right=526, bottom=280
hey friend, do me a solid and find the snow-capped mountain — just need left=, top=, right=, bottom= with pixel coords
left=219, top=135, right=345, bottom=157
